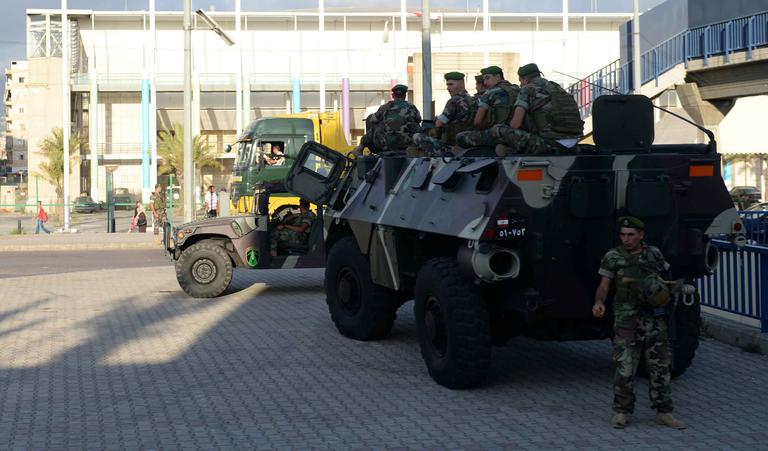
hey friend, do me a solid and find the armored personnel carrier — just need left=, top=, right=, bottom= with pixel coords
left=285, top=95, right=745, bottom=389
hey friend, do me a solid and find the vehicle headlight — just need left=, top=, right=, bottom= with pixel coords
left=177, top=231, right=185, bottom=240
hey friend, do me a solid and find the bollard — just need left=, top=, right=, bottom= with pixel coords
left=17, top=219, right=22, bottom=234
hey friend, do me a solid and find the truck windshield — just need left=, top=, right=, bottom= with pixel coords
left=236, top=142, right=253, bottom=167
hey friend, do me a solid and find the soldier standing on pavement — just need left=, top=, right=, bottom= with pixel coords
left=456, top=65, right=519, bottom=148
left=592, top=216, right=686, bottom=430
left=413, top=72, right=477, bottom=153
left=151, top=183, right=167, bottom=239
left=353, top=84, right=421, bottom=155
left=493, top=63, right=584, bottom=156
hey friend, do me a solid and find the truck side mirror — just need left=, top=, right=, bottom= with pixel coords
left=225, top=144, right=232, bottom=153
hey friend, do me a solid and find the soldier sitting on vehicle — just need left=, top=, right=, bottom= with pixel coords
left=353, top=84, right=422, bottom=155
left=493, top=63, right=584, bottom=156
left=269, top=199, right=315, bottom=256
left=456, top=65, right=520, bottom=149
left=413, top=72, right=477, bottom=155
left=473, top=73, right=486, bottom=100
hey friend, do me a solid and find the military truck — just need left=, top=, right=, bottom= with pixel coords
left=230, top=111, right=354, bottom=214
left=284, top=95, right=745, bottom=389
left=164, top=182, right=326, bottom=298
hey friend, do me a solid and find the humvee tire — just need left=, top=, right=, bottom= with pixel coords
left=325, top=236, right=398, bottom=340
left=175, top=240, right=234, bottom=298
left=670, top=290, right=701, bottom=378
left=414, top=257, right=491, bottom=389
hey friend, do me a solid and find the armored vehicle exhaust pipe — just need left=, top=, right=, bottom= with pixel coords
left=458, top=244, right=521, bottom=282
left=703, top=241, right=719, bottom=275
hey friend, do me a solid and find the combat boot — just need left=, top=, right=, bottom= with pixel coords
left=610, top=413, right=628, bottom=429
left=655, top=412, right=686, bottom=429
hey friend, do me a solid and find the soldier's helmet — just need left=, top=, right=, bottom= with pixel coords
left=631, top=273, right=671, bottom=308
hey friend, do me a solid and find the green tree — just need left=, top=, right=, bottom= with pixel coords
left=35, top=127, right=87, bottom=201
left=157, top=123, right=223, bottom=187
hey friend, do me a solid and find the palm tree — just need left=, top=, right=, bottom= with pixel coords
left=35, top=127, right=87, bottom=201
left=157, top=123, right=223, bottom=187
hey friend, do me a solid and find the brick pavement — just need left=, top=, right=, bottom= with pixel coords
left=0, top=263, right=767, bottom=450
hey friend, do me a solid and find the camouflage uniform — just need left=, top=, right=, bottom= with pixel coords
left=360, top=100, right=422, bottom=153
left=491, top=77, right=583, bottom=155
left=456, top=80, right=519, bottom=148
left=599, top=245, right=674, bottom=415
left=413, top=90, right=476, bottom=151
left=152, top=191, right=167, bottom=236
left=270, top=210, right=315, bottom=254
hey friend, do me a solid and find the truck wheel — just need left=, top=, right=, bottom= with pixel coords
left=670, top=290, right=701, bottom=378
left=175, top=240, right=233, bottom=298
left=414, top=257, right=491, bottom=389
left=325, top=236, right=398, bottom=340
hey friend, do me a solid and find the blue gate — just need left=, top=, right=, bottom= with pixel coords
left=697, top=240, right=768, bottom=332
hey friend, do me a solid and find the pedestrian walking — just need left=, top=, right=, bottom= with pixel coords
left=204, top=185, right=219, bottom=218
left=34, top=201, right=51, bottom=235
left=592, top=216, right=686, bottom=430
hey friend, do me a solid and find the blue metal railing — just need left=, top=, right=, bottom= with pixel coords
left=698, top=240, right=768, bottom=332
left=569, top=10, right=768, bottom=119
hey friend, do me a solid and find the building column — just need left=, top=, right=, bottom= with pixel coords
left=89, top=69, right=99, bottom=202
left=342, top=77, right=350, bottom=144
left=141, top=76, right=151, bottom=203
left=243, top=71, right=251, bottom=127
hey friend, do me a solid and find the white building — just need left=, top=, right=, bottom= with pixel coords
left=4, top=60, right=29, bottom=174
left=24, top=6, right=632, bottom=205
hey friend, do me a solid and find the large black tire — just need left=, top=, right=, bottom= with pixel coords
left=325, top=236, right=398, bottom=340
left=670, top=290, right=701, bottom=378
left=414, top=257, right=491, bottom=389
left=175, top=240, right=234, bottom=298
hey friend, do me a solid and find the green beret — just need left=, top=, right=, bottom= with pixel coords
left=474, top=74, right=484, bottom=84
left=517, top=63, right=540, bottom=77
left=392, top=84, right=408, bottom=95
left=618, top=216, right=645, bottom=230
left=444, top=72, right=465, bottom=81
left=480, top=65, right=503, bottom=75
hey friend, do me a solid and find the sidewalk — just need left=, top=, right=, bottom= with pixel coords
left=702, top=312, right=767, bottom=355
left=0, top=231, right=162, bottom=252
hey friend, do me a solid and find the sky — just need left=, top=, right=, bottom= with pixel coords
left=0, top=0, right=665, bottom=119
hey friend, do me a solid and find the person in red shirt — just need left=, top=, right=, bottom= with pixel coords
left=34, top=201, right=51, bottom=235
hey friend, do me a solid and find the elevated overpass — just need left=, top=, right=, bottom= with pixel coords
left=569, top=10, right=768, bottom=138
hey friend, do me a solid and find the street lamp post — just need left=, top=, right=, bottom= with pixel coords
left=182, top=5, right=235, bottom=223
left=421, top=0, right=432, bottom=120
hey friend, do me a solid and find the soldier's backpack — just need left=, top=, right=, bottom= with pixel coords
left=380, top=100, right=420, bottom=150
left=631, top=273, right=671, bottom=308
left=532, top=81, right=584, bottom=136
left=486, top=83, right=520, bottom=127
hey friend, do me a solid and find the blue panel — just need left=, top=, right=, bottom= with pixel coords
left=292, top=79, right=301, bottom=113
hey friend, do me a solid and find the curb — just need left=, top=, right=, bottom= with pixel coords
left=0, top=242, right=163, bottom=252
left=701, top=313, right=767, bottom=355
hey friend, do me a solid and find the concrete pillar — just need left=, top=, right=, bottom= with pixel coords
left=192, top=72, right=201, bottom=137
left=675, top=83, right=733, bottom=144
left=141, top=77, right=150, bottom=203
left=292, top=79, right=301, bottom=113
left=88, top=67, right=99, bottom=202
left=342, top=77, right=350, bottom=144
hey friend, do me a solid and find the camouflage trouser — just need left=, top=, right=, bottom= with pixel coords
left=456, top=125, right=565, bottom=155
left=612, top=313, right=673, bottom=414
left=270, top=228, right=307, bottom=253
left=370, top=129, right=414, bottom=153
left=412, top=133, right=448, bottom=155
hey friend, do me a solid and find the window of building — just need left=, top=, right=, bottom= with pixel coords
left=19, top=154, right=24, bottom=160
left=17, top=106, right=24, bottom=114
left=18, top=77, right=25, bottom=84
left=28, top=14, right=47, bottom=58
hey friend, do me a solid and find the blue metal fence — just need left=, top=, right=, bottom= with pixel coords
left=698, top=240, right=768, bottom=332
left=568, top=10, right=768, bottom=118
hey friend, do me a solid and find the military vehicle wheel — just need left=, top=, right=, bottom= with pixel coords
left=175, top=240, right=233, bottom=298
left=414, top=257, right=491, bottom=389
left=325, top=236, right=398, bottom=341
left=670, top=289, right=701, bottom=378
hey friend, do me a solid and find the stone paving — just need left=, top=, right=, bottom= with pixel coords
left=0, top=261, right=767, bottom=450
